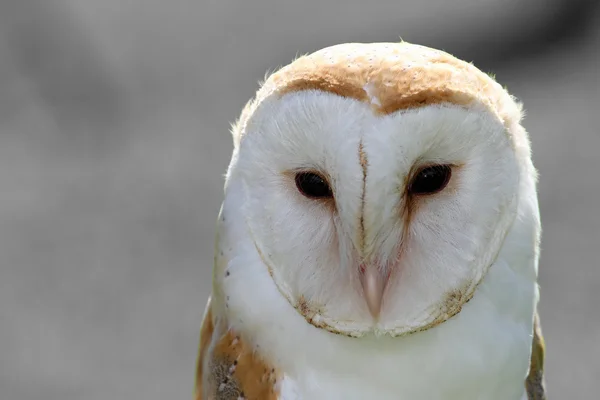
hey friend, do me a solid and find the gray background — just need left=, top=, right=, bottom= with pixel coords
left=0, top=0, right=598, bottom=399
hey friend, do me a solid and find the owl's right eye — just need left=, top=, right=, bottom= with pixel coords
left=295, top=172, right=333, bottom=199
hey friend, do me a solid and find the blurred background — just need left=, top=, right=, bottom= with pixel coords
left=0, top=0, right=598, bottom=399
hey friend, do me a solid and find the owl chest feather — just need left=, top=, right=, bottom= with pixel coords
left=195, top=293, right=540, bottom=400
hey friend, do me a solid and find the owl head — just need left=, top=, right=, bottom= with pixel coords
left=216, top=42, right=540, bottom=338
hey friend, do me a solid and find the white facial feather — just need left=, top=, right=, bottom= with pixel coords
left=226, top=90, right=524, bottom=337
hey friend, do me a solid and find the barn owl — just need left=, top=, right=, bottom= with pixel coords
left=194, top=42, right=546, bottom=400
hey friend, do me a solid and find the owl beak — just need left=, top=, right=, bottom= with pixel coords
left=359, top=263, right=388, bottom=320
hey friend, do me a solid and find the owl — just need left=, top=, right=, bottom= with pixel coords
left=194, top=42, right=546, bottom=400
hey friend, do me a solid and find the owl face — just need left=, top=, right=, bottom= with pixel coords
left=222, top=43, right=532, bottom=337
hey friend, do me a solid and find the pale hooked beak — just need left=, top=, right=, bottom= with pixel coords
left=359, top=263, right=389, bottom=320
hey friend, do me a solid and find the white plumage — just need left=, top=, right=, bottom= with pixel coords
left=195, top=42, right=544, bottom=400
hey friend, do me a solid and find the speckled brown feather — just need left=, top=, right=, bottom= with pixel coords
left=194, top=299, right=281, bottom=400
left=233, top=42, right=525, bottom=150
left=526, top=311, right=547, bottom=399
left=194, top=301, right=214, bottom=400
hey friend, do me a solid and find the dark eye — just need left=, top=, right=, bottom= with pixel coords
left=295, top=172, right=333, bottom=199
left=409, top=165, right=452, bottom=195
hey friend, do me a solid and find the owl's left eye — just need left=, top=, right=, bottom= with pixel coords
left=295, top=172, right=333, bottom=199
left=409, top=164, right=452, bottom=195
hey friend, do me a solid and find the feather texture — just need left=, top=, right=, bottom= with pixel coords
left=194, top=41, right=544, bottom=400
left=526, top=312, right=547, bottom=400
